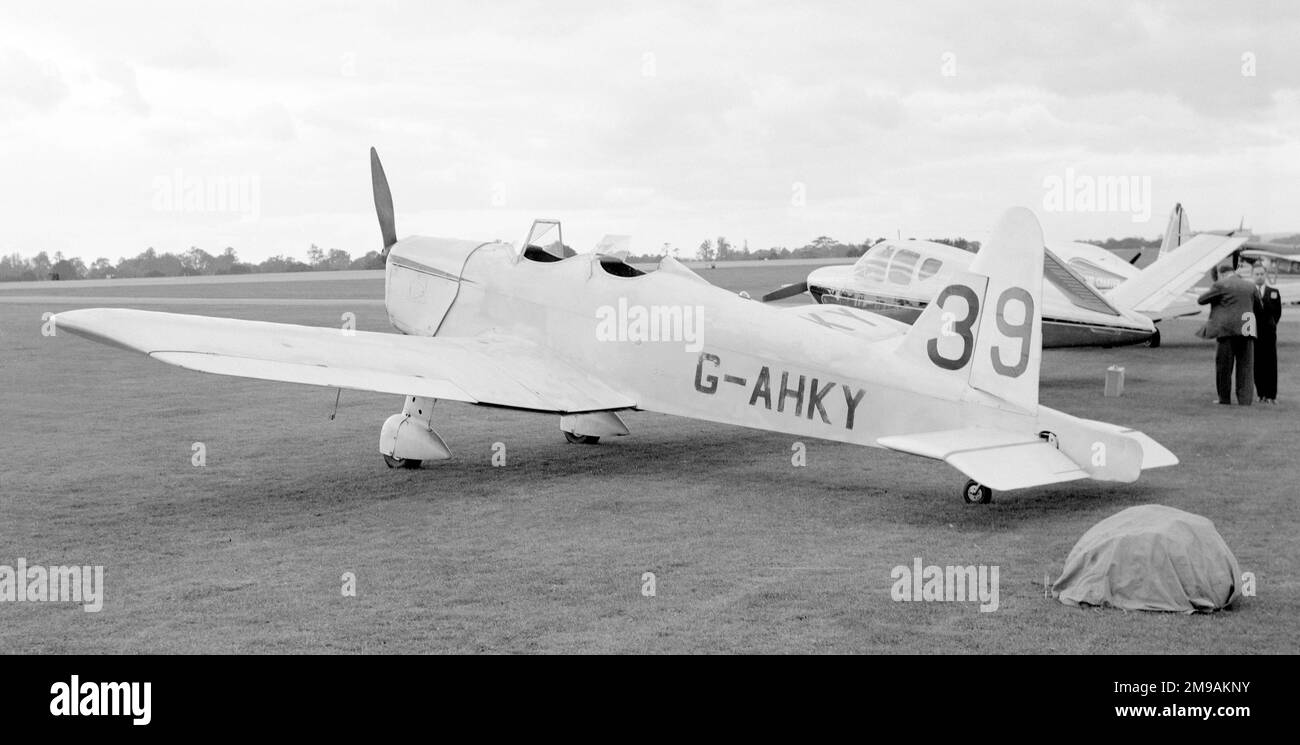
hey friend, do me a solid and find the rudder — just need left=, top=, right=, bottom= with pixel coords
left=900, top=207, right=1045, bottom=413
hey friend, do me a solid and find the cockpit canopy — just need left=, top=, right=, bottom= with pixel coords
left=521, top=219, right=575, bottom=262
left=518, top=219, right=646, bottom=276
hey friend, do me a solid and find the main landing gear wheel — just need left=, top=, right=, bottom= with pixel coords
left=962, top=480, right=993, bottom=504
left=563, top=432, right=601, bottom=445
left=383, top=454, right=422, bottom=469
left=1144, top=328, right=1162, bottom=348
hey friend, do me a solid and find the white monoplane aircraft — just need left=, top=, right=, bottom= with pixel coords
left=766, top=204, right=1246, bottom=348
left=53, top=149, right=1176, bottom=503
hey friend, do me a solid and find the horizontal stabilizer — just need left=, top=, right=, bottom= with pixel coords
left=1107, top=234, right=1247, bottom=318
left=1073, top=418, right=1179, bottom=470
left=878, top=428, right=1088, bottom=491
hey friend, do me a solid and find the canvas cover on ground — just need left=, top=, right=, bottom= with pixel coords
left=1052, top=504, right=1242, bottom=613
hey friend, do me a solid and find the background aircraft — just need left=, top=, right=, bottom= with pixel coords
left=765, top=204, right=1246, bottom=347
left=51, top=150, right=1176, bottom=503
left=1132, top=209, right=1300, bottom=303
left=1230, top=233, right=1300, bottom=303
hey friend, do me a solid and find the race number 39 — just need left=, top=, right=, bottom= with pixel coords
left=927, top=285, right=1034, bottom=378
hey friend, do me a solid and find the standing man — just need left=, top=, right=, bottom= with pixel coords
left=1197, top=262, right=1260, bottom=405
left=1253, top=263, right=1283, bottom=403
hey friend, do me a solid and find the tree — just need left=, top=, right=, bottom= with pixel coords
left=30, top=251, right=52, bottom=280
left=258, top=255, right=311, bottom=273
left=212, top=247, right=250, bottom=274
left=696, top=239, right=715, bottom=262
left=182, top=247, right=216, bottom=275
left=349, top=250, right=385, bottom=270
left=88, top=258, right=113, bottom=279
left=928, top=238, right=980, bottom=253
left=715, top=236, right=732, bottom=260
left=306, top=244, right=326, bottom=269
left=326, top=248, right=352, bottom=270
left=0, top=253, right=31, bottom=281
left=50, top=256, right=86, bottom=280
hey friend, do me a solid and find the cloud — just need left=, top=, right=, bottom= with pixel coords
left=150, top=31, right=229, bottom=70
left=98, top=59, right=149, bottom=115
left=1, top=0, right=1299, bottom=262
left=0, top=48, right=69, bottom=111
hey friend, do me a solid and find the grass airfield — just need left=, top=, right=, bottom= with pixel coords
left=1, top=262, right=1296, bottom=654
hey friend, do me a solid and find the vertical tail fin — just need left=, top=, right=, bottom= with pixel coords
left=1157, top=202, right=1191, bottom=258
left=900, top=207, right=1045, bottom=412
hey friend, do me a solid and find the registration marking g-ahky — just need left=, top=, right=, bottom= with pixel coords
left=694, top=352, right=867, bottom=430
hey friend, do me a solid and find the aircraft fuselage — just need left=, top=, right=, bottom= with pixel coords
left=384, top=238, right=1041, bottom=449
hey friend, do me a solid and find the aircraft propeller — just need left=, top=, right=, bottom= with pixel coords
left=370, top=147, right=397, bottom=259
left=760, top=280, right=808, bottom=302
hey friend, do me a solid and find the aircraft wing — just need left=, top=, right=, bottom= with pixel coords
left=877, top=428, right=1089, bottom=491
left=778, top=303, right=911, bottom=341
left=1106, top=234, right=1247, bottom=320
left=53, top=308, right=637, bottom=413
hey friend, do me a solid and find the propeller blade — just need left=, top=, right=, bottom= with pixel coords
left=370, top=147, right=397, bottom=254
left=761, top=281, right=808, bottom=303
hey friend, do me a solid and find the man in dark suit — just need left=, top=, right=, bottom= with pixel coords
left=1197, top=263, right=1261, bottom=405
left=1252, top=263, right=1283, bottom=403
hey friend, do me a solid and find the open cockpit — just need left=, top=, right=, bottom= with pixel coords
left=518, top=219, right=648, bottom=277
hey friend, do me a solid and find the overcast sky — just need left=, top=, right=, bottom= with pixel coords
left=2, top=0, right=1299, bottom=263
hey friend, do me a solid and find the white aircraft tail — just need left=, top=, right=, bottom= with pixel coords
left=1157, top=202, right=1192, bottom=257
left=887, top=208, right=1179, bottom=491
left=900, top=207, right=1044, bottom=413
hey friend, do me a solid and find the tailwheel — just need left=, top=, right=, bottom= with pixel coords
left=962, top=479, right=993, bottom=504
left=1144, top=328, right=1161, bottom=348
left=563, top=432, right=600, bottom=445
left=383, top=454, right=422, bottom=469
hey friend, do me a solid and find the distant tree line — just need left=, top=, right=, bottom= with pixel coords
left=0, top=245, right=385, bottom=282
left=625, top=235, right=984, bottom=263
left=1080, top=236, right=1162, bottom=264
left=1082, top=236, right=1162, bottom=252
left=622, top=233, right=1187, bottom=264
left=2, top=232, right=1178, bottom=281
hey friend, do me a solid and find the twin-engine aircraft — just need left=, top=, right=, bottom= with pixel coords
left=53, top=149, right=1176, bottom=502
left=767, top=203, right=1247, bottom=348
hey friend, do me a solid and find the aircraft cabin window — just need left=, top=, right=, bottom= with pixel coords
left=917, top=257, right=943, bottom=280
left=857, top=245, right=894, bottom=282
left=889, top=250, right=920, bottom=285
